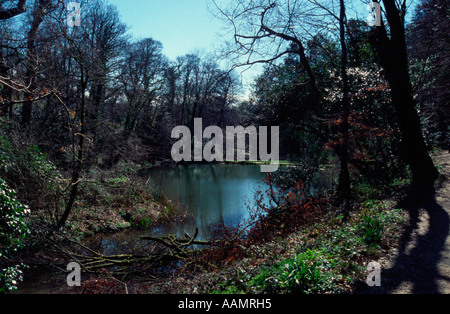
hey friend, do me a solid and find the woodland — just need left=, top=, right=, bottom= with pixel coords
left=0, top=0, right=448, bottom=294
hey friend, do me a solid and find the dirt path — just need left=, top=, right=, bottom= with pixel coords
left=362, top=150, right=450, bottom=294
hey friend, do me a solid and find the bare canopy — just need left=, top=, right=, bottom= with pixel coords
left=0, top=0, right=27, bottom=20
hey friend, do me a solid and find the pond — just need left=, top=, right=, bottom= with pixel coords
left=19, top=164, right=273, bottom=293
left=86, top=164, right=274, bottom=255
left=147, top=164, right=272, bottom=239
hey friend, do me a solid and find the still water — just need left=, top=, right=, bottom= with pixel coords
left=19, top=164, right=273, bottom=293
left=147, top=164, right=271, bottom=240
left=88, top=164, right=272, bottom=255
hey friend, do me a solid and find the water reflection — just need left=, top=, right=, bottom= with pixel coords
left=84, top=164, right=272, bottom=255
left=147, top=164, right=270, bottom=241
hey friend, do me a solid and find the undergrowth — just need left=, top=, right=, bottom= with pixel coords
left=156, top=177, right=409, bottom=295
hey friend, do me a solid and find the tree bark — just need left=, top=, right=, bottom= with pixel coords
left=21, top=0, right=51, bottom=126
left=337, top=0, right=352, bottom=213
left=0, top=48, right=13, bottom=117
left=369, top=0, right=439, bottom=185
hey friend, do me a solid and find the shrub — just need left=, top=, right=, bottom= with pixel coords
left=359, top=214, right=384, bottom=245
left=0, top=131, right=64, bottom=219
left=246, top=177, right=326, bottom=244
left=0, top=178, right=30, bottom=293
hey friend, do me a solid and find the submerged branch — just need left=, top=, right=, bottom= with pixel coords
left=141, top=228, right=213, bottom=248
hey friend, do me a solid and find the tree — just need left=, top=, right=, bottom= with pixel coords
left=337, top=0, right=351, bottom=213
left=0, top=0, right=27, bottom=20
left=53, top=0, right=130, bottom=226
left=214, top=0, right=355, bottom=203
left=369, top=0, right=439, bottom=185
left=408, top=0, right=449, bottom=150
left=0, top=34, right=13, bottom=118
left=21, top=0, right=55, bottom=126
left=85, top=0, right=128, bottom=143
left=120, top=38, right=166, bottom=140
left=213, top=0, right=322, bottom=105
left=0, top=1, right=55, bottom=122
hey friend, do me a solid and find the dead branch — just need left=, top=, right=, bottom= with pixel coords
left=50, top=228, right=212, bottom=278
left=0, top=0, right=27, bottom=20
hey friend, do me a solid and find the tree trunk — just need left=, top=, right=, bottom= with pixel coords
left=337, top=0, right=352, bottom=213
left=0, top=48, right=12, bottom=117
left=57, top=69, right=88, bottom=228
left=21, top=0, right=51, bottom=126
left=370, top=0, right=439, bottom=185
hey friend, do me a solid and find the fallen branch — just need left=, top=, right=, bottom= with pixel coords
left=141, top=228, right=213, bottom=249
left=54, top=228, right=212, bottom=277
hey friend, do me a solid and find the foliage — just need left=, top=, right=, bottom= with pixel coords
left=0, top=178, right=30, bottom=293
left=200, top=165, right=406, bottom=274
left=211, top=249, right=334, bottom=294
left=408, top=0, right=450, bottom=150
left=249, top=250, right=328, bottom=294
left=0, top=0, right=446, bottom=294
left=0, top=128, right=64, bottom=220
left=195, top=176, right=327, bottom=269
left=246, top=177, right=327, bottom=243
left=358, top=214, right=384, bottom=245
left=77, top=174, right=150, bottom=210
left=200, top=197, right=408, bottom=295
left=65, top=167, right=164, bottom=236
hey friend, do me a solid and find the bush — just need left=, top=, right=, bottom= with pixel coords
left=359, top=214, right=384, bottom=245
left=0, top=178, right=30, bottom=293
left=0, top=130, right=64, bottom=218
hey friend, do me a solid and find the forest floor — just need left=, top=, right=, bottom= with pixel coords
left=15, top=151, right=450, bottom=295
left=357, top=150, right=450, bottom=294
left=145, top=150, right=450, bottom=295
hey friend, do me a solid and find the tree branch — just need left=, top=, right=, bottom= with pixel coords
left=0, top=0, right=27, bottom=20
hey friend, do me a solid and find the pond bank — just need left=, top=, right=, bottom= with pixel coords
left=145, top=151, right=450, bottom=294
left=16, top=163, right=273, bottom=292
left=17, top=151, right=450, bottom=294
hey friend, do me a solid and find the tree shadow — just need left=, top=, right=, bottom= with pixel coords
left=362, top=179, right=450, bottom=294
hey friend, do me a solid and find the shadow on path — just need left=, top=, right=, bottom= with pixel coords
left=388, top=182, right=449, bottom=293
left=360, top=178, right=450, bottom=294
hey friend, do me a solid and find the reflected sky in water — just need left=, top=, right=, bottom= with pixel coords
left=147, top=164, right=272, bottom=240
left=86, top=164, right=273, bottom=255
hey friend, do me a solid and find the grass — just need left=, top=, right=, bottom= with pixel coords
left=215, top=249, right=336, bottom=294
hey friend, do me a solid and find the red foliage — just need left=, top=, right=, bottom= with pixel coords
left=245, top=177, right=326, bottom=244
left=192, top=175, right=328, bottom=269
left=81, top=277, right=124, bottom=294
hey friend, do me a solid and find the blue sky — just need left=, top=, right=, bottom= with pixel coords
left=107, top=0, right=260, bottom=96
left=108, top=0, right=227, bottom=61
left=105, top=1, right=420, bottom=98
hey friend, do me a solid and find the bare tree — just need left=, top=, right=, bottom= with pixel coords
left=214, top=0, right=356, bottom=204
left=213, top=0, right=322, bottom=102
left=86, top=0, right=128, bottom=141
left=120, top=38, right=167, bottom=140
left=0, top=0, right=27, bottom=20
left=369, top=0, right=439, bottom=185
left=337, top=0, right=351, bottom=214
left=21, top=0, right=54, bottom=126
